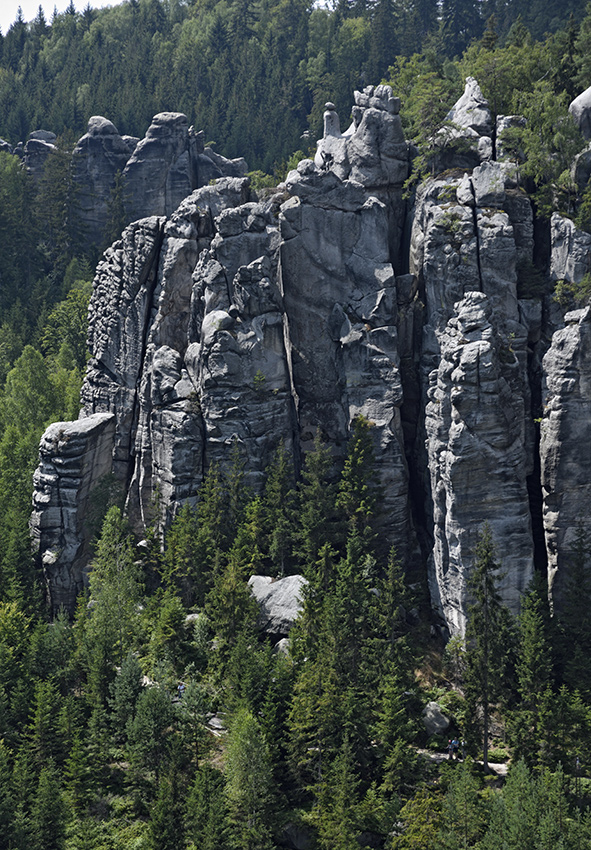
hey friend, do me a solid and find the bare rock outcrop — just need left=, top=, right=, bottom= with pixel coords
left=569, top=86, right=591, bottom=141
left=30, top=413, right=116, bottom=614
left=425, top=292, right=534, bottom=634
left=540, top=307, right=591, bottom=608
left=23, top=130, right=57, bottom=179
left=122, top=113, right=247, bottom=223
left=33, top=76, right=591, bottom=635
left=72, top=116, right=134, bottom=249
left=81, top=215, right=166, bottom=479
left=248, top=574, right=308, bottom=635
left=550, top=212, right=591, bottom=284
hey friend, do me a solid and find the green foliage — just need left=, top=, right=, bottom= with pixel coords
left=225, top=708, right=274, bottom=850
left=81, top=507, right=143, bottom=703
left=127, top=684, right=174, bottom=777
left=186, top=765, right=229, bottom=850
left=31, top=762, right=66, bottom=850
left=41, top=279, right=92, bottom=370
left=464, top=523, right=514, bottom=769
left=554, top=273, right=591, bottom=308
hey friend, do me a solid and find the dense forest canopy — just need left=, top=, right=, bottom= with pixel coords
left=2, top=1, right=591, bottom=847
left=0, top=0, right=589, bottom=171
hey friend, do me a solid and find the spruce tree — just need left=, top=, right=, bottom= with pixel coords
left=30, top=763, right=66, bottom=850
left=186, top=764, right=229, bottom=850
left=464, top=523, right=512, bottom=771
left=510, top=583, right=552, bottom=765
left=225, top=708, right=274, bottom=850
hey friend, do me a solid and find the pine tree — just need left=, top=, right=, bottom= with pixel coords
left=558, top=521, right=591, bottom=695
left=83, top=506, right=143, bottom=703
left=0, top=740, right=13, bottom=847
left=438, top=760, right=483, bottom=849
left=261, top=440, right=296, bottom=577
left=64, top=733, right=92, bottom=816
left=315, top=737, right=360, bottom=850
left=108, top=651, right=144, bottom=743
left=127, top=685, right=174, bottom=778
left=336, top=416, right=380, bottom=541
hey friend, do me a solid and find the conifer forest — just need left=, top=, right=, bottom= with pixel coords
left=3, top=0, right=591, bottom=847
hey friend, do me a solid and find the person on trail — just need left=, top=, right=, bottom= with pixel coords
left=448, top=739, right=454, bottom=760
left=452, top=738, right=459, bottom=758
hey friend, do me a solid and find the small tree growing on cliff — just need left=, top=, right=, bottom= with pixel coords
left=464, top=523, right=513, bottom=771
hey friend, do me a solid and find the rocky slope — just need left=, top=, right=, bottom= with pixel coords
left=32, top=79, right=591, bottom=633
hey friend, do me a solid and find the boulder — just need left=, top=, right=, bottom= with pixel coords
left=422, top=701, right=450, bottom=736
left=248, top=575, right=308, bottom=635
left=569, top=86, right=591, bottom=141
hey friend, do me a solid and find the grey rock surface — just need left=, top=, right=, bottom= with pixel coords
left=445, top=77, right=493, bottom=137
left=81, top=216, right=166, bottom=480
left=425, top=292, right=534, bottom=634
left=72, top=116, right=133, bottom=249
left=23, top=136, right=55, bottom=179
left=33, top=75, right=591, bottom=633
left=422, top=701, right=450, bottom=735
left=248, top=574, right=308, bottom=635
left=282, top=160, right=411, bottom=558
left=550, top=212, right=591, bottom=284
left=570, top=86, right=591, bottom=141
left=122, top=113, right=248, bottom=224
left=31, top=413, right=116, bottom=614
left=541, top=307, right=591, bottom=609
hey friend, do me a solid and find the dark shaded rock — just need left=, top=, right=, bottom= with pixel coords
left=31, top=413, right=116, bottom=614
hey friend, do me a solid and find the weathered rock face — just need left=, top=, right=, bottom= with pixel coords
left=67, top=112, right=247, bottom=250
left=425, top=293, right=534, bottom=633
left=550, top=213, right=591, bottom=283
left=569, top=86, right=591, bottom=141
left=281, top=161, right=410, bottom=556
left=434, top=77, right=494, bottom=172
left=23, top=132, right=56, bottom=179
left=412, top=159, right=537, bottom=631
left=540, top=307, right=591, bottom=608
left=122, top=113, right=247, bottom=223
left=31, top=79, right=591, bottom=637
left=72, top=116, right=134, bottom=249
left=248, top=574, right=308, bottom=635
left=81, top=215, right=167, bottom=479
left=31, top=413, right=116, bottom=614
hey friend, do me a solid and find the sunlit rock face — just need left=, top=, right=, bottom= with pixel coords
left=32, top=80, right=591, bottom=635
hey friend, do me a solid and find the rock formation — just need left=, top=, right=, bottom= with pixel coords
left=31, top=413, right=116, bottom=612
left=570, top=85, right=591, bottom=141
left=31, top=77, right=591, bottom=635
left=72, top=116, right=135, bottom=249
left=248, top=574, right=308, bottom=636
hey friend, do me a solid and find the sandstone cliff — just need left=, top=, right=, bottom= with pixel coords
left=32, top=79, right=591, bottom=634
